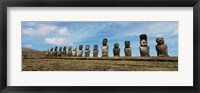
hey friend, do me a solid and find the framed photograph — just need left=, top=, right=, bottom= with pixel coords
left=0, top=0, right=199, bottom=93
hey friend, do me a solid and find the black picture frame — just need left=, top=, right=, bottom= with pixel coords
left=0, top=0, right=200, bottom=93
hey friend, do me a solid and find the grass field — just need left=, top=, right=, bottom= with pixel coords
left=22, top=59, right=178, bottom=71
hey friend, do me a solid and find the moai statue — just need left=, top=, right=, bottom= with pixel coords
left=78, top=45, right=83, bottom=57
left=67, top=46, right=72, bottom=57
left=72, top=46, right=77, bottom=57
left=63, top=46, right=67, bottom=56
left=155, top=37, right=169, bottom=57
left=49, top=48, right=54, bottom=57
left=59, top=47, right=62, bottom=51
left=85, top=45, right=90, bottom=57
left=113, top=43, right=120, bottom=57
left=139, top=34, right=150, bottom=57
left=93, top=45, right=99, bottom=57
left=102, top=38, right=109, bottom=57
left=50, top=48, right=53, bottom=52
left=54, top=46, right=58, bottom=57
left=58, top=47, right=62, bottom=57
left=124, top=41, right=132, bottom=57
left=54, top=46, right=58, bottom=51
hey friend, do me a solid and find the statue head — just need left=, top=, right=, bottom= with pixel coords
left=125, top=41, right=130, bottom=48
left=102, top=38, right=108, bottom=46
left=79, top=45, right=83, bottom=50
left=156, top=37, right=165, bottom=45
left=63, top=46, right=66, bottom=51
left=68, top=46, right=72, bottom=51
left=140, top=34, right=147, bottom=41
left=114, top=43, right=119, bottom=48
left=59, top=47, right=62, bottom=51
left=54, top=46, right=58, bottom=51
left=73, top=46, right=77, bottom=51
left=94, top=45, right=98, bottom=50
left=50, top=48, right=53, bottom=51
left=86, top=45, right=90, bottom=50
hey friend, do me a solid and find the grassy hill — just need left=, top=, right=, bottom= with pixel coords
left=22, top=47, right=41, bottom=53
left=22, top=47, right=46, bottom=58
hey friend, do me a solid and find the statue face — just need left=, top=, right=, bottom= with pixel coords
left=79, top=45, right=83, bottom=50
left=156, top=37, right=164, bottom=45
left=63, top=47, right=66, bottom=51
left=59, top=47, right=62, bottom=51
left=55, top=46, right=58, bottom=51
left=125, top=41, right=130, bottom=47
left=68, top=46, right=72, bottom=51
left=114, top=43, right=119, bottom=48
left=102, top=38, right=108, bottom=45
left=86, top=45, right=90, bottom=50
left=94, top=45, right=98, bottom=50
left=140, top=40, right=148, bottom=46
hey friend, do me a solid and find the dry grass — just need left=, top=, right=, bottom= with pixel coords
left=22, top=59, right=178, bottom=71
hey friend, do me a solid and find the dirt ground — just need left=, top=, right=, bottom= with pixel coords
left=22, top=59, right=178, bottom=71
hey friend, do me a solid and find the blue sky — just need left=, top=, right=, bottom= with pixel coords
left=22, top=21, right=178, bottom=56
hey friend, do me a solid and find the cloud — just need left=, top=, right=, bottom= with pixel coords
left=147, top=23, right=178, bottom=37
left=58, top=27, right=70, bottom=35
left=23, top=44, right=32, bottom=48
left=22, top=24, right=70, bottom=36
left=121, top=22, right=178, bottom=37
left=22, top=28, right=35, bottom=36
left=44, top=37, right=67, bottom=46
left=61, top=23, right=111, bottom=43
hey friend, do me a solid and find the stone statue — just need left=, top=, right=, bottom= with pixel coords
left=63, top=46, right=67, bottom=56
left=85, top=45, right=90, bottom=57
left=54, top=46, right=58, bottom=51
left=139, top=34, right=150, bottom=57
left=58, top=47, right=62, bottom=57
left=50, top=48, right=53, bottom=52
left=124, top=41, right=132, bottom=57
left=155, top=37, right=169, bottom=57
left=102, top=38, right=109, bottom=57
left=49, top=48, right=54, bottom=57
left=54, top=46, right=58, bottom=57
left=113, top=43, right=120, bottom=57
left=78, top=45, right=83, bottom=57
left=72, top=46, right=77, bottom=57
left=59, top=47, right=62, bottom=51
left=93, top=45, right=99, bottom=57
left=67, top=46, right=72, bottom=57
